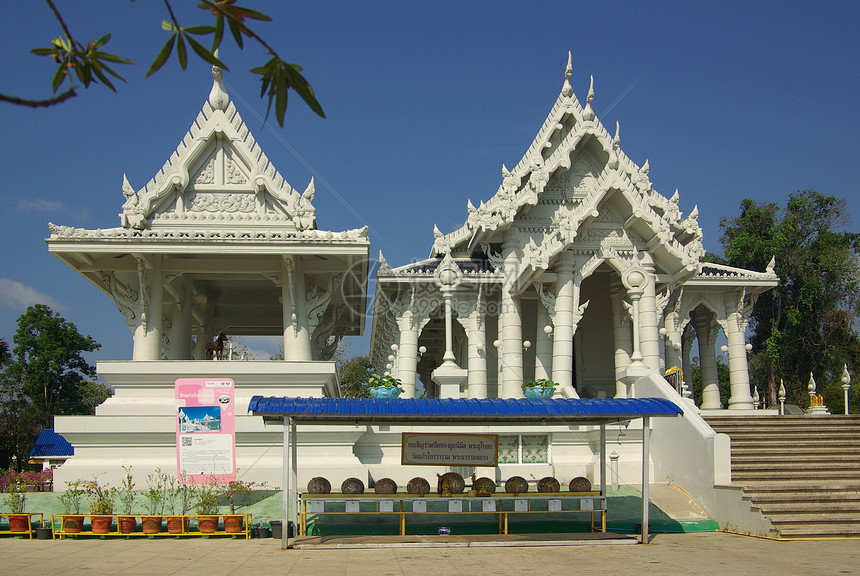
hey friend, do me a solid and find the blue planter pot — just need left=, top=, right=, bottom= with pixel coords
left=369, top=386, right=403, bottom=399
left=523, top=386, right=555, bottom=399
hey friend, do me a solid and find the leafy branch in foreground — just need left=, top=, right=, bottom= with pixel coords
left=2, top=0, right=324, bottom=125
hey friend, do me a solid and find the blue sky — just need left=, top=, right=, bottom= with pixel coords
left=1, top=1, right=858, bottom=364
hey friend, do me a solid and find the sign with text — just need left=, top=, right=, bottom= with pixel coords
left=175, top=378, right=236, bottom=484
left=401, top=433, right=498, bottom=467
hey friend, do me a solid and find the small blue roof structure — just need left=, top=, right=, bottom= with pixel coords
left=248, top=396, right=682, bottom=425
left=29, top=429, right=74, bottom=458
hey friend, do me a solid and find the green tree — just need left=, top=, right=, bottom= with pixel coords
left=0, top=305, right=103, bottom=468
left=3, top=1, right=323, bottom=126
left=715, top=190, right=860, bottom=410
left=338, top=356, right=374, bottom=398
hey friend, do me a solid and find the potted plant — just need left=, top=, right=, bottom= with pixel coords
left=116, top=466, right=137, bottom=534
left=367, top=373, right=404, bottom=398
left=219, top=478, right=267, bottom=533
left=164, top=473, right=194, bottom=534
left=58, top=480, right=86, bottom=533
left=85, top=477, right=115, bottom=534
left=522, top=378, right=556, bottom=399
left=4, top=479, right=29, bottom=533
left=142, top=469, right=167, bottom=534
left=195, top=482, right=221, bottom=534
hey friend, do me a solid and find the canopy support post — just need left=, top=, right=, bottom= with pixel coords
left=641, top=416, right=650, bottom=544
left=599, top=423, right=607, bottom=497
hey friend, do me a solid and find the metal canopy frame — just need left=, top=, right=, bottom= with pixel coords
left=248, top=396, right=682, bottom=548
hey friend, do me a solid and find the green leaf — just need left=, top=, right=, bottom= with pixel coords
left=162, top=20, right=175, bottom=31
left=176, top=33, right=188, bottom=70
left=227, top=19, right=244, bottom=48
left=92, top=51, right=135, bottom=65
left=186, top=35, right=228, bottom=70
left=91, top=33, right=111, bottom=50
left=282, top=64, right=325, bottom=118
left=183, top=25, right=216, bottom=35
left=51, top=64, right=66, bottom=93
left=89, top=61, right=117, bottom=92
left=213, top=14, right=224, bottom=51
left=275, top=67, right=288, bottom=127
left=227, top=5, right=272, bottom=22
left=146, top=35, right=175, bottom=78
left=31, top=47, right=57, bottom=56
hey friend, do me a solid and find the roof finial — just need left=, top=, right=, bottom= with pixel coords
left=208, top=49, right=229, bottom=111
left=582, top=75, right=595, bottom=121
left=562, top=51, right=573, bottom=98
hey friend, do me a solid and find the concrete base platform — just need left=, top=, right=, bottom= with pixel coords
left=291, top=531, right=638, bottom=549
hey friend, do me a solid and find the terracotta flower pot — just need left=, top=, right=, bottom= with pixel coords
left=117, top=516, right=137, bottom=534
left=62, top=515, right=85, bottom=533
left=91, top=515, right=113, bottom=534
left=141, top=516, right=163, bottom=534
left=9, top=514, right=30, bottom=533
left=166, top=516, right=188, bottom=534
left=223, top=514, right=244, bottom=533
left=198, top=515, right=219, bottom=533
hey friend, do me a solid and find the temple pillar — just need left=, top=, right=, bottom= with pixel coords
left=460, top=309, right=488, bottom=399
left=725, top=293, right=754, bottom=409
left=132, top=254, right=163, bottom=361
left=693, top=309, right=721, bottom=409
left=281, top=256, right=313, bottom=361
left=534, top=300, right=552, bottom=381
left=396, top=313, right=420, bottom=399
left=610, top=281, right=631, bottom=398
left=169, top=279, right=193, bottom=360
left=682, top=324, right=695, bottom=393
left=639, top=264, right=661, bottom=373
left=551, top=261, right=579, bottom=398
left=500, top=239, right=524, bottom=398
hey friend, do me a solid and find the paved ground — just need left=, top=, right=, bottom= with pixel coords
left=2, top=532, right=860, bottom=575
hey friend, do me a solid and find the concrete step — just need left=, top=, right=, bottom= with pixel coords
left=732, top=455, right=860, bottom=465
left=753, top=501, right=860, bottom=513
left=772, top=522, right=860, bottom=538
left=732, top=461, right=860, bottom=472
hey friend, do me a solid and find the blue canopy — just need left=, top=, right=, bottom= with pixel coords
left=29, top=428, right=74, bottom=458
left=248, top=396, right=681, bottom=425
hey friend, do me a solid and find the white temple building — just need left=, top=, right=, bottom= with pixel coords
left=46, top=66, right=370, bottom=486
left=370, top=53, right=777, bottom=410
left=45, top=54, right=781, bottom=534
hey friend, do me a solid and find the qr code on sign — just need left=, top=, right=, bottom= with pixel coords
left=181, top=437, right=193, bottom=447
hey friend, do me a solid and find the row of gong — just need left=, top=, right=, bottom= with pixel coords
left=307, top=472, right=593, bottom=496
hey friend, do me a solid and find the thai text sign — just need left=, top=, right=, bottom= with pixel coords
left=175, top=378, right=236, bottom=484
left=401, top=433, right=498, bottom=467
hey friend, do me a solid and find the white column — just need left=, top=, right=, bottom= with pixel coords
left=552, top=263, right=575, bottom=395
left=693, top=310, right=721, bottom=409
left=534, top=302, right=552, bottom=381
left=682, top=325, right=695, bottom=392
left=170, top=280, right=193, bottom=360
left=500, top=240, right=524, bottom=398
left=132, top=255, right=163, bottom=361
left=610, top=281, right=631, bottom=398
left=725, top=294, right=754, bottom=409
left=282, top=256, right=312, bottom=361
left=396, top=315, right=420, bottom=399
left=461, top=310, right=488, bottom=399
left=639, top=264, right=661, bottom=373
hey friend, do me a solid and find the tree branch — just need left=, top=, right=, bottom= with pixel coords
left=0, top=89, right=77, bottom=108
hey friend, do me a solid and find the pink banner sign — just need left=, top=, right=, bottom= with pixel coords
left=175, top=378, right=236, bottom=484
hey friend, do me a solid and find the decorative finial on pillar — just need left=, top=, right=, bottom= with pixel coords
left=208, top=50, right=229, bottom=111
left=766, top=256, right=776, bottom=275
left=582, top=75, right=595, bottom=121
left=561, top=52, right=574, bottom=98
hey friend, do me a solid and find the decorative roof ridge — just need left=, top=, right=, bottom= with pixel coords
left=47, top=222, right=368, bottom=243
left=698, top=260, right=778, bottom=280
